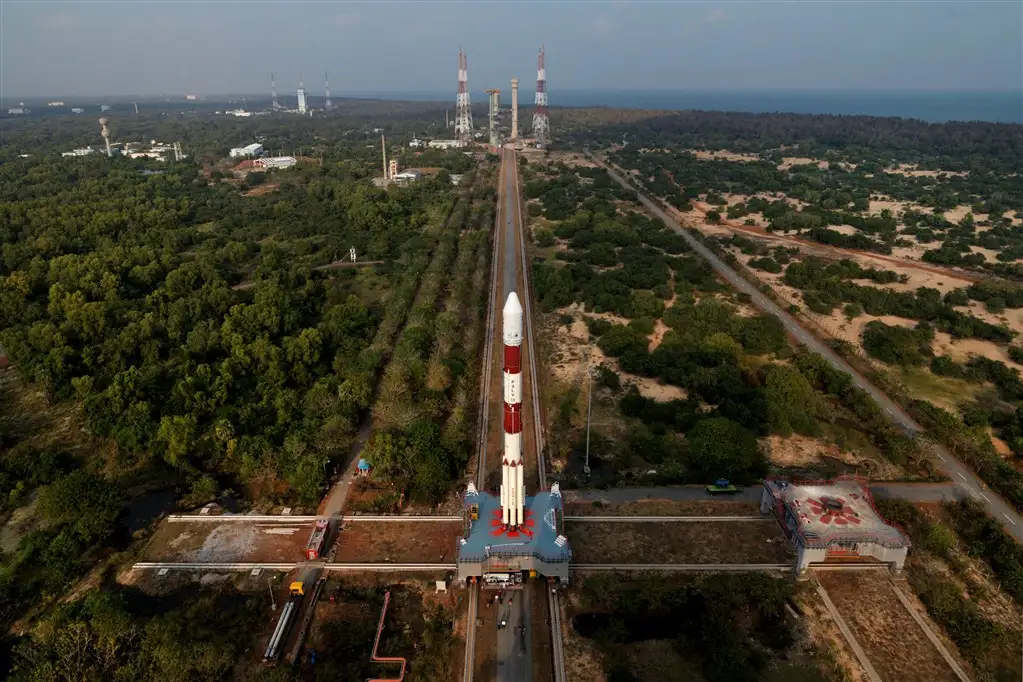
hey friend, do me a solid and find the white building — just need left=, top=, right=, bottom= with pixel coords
left=254, top=156, right=297, bottom=170
left=226, top=109, right=252, bottom=117
left=62, top=148, right=97, bottom=157
left=230, top=143, right=264, bottom=159
left=391, top=170, right=422, bottom=187
left=409, top=138, right=425, bottom=149
left=7, top=107, right=26, bottom=115
left=297, top=85, right=307, bottom=115
left=761, top=477, right=909, bottom=575
left=47, top=101, right=66, bottom=107
left=449, top=174, right=464, bottom=185
left=428, top=139, right=464, bottom=150
left=71, top=108, right=84, bottom=114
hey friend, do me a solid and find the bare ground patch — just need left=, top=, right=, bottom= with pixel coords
left=334, top=521, right=460, bottom=563
left=141, top=521, right=310, bottom=563
left=564, top=499, right=759, bottom=517
left=816, top=571, right=960, bottom=682
left=567, top=520, right=793, bottom=564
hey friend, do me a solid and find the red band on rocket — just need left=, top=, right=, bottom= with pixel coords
left=500, top=292, right=525, bottom=528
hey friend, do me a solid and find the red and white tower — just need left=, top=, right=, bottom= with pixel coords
left=531, top=46, right=550, bottom=146
left=500, top=292, right=525, bottom=528
left=455, top=47, right=473, bottom=143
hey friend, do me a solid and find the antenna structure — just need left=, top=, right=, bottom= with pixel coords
left=454, top=47, right=473, bottom=143
left=532, top=46, right=550, bottom=146
left=271, top=72, right=280, bottom=111
left=324, top=72, right=332, bottom=110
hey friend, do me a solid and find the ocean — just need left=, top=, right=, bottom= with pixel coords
left=347, top=89, right=1022, bottom=125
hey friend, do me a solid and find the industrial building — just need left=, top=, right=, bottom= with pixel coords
left=254, top=156, right=297, bottom=170
left=761, top=477, right=909, bottom=575
left=230, top=143, right=264, bottom=159
left=71, top=108, right=84, bottom=114
left=61, top=148, right=97, bottom=157
left=428, top=139, right=464, bottom=150
left=391, top=170, right=421, bottom=186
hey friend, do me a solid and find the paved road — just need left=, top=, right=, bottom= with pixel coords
left=596, top=156, right=1023, bottom=542
left=495, top=583, right=533, bottom=682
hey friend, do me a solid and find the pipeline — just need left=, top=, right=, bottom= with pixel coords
left=367, top=591, right=406, bottom=682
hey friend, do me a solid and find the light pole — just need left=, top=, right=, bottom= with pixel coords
left=584, top=344, right=594, bottom=477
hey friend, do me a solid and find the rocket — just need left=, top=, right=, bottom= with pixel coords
left=500, top=292, right=525, bottom=528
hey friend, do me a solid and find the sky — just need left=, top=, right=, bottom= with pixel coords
left=1, top=0, right=1020, bottom=98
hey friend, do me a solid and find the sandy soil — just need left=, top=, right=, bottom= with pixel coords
left=778, top=157, right=821, bottom=170
left=794, top=588, right=870, bottom=682
left=816, top=571, right=961, bottom=682
left=547, top=304, right=686, bottom=402
left=886, top=164, right=968, bottom=179
left=764, top=434, right=868, bottom=469
left=243, top=183, right=279, bottom=197
left=688, top=149, right=762, bottom=163
left=567, top=520, right=793, bottom=564
left=334, top=521, right=460, bottom=563
left=563, top=499, right=760, bottom=517
left=141, top=521, right=311, bottom=563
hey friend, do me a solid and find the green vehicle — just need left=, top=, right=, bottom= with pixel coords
left=707, top=478, right=740, bottom=495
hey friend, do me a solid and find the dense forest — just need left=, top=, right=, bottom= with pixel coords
left=559, top=109, right=1023, bottom=172
left=0, top=109, right=479, bottom=645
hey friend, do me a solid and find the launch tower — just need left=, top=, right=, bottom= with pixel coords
left=532, top=46, right=550, bottom=146
left=455, top=47, right=473, bottom=143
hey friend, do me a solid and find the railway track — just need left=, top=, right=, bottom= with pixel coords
left=508, top=150, right=566, bottom=682
left=462, top=150, right=505, bottom=682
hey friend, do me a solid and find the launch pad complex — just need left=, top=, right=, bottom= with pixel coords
left=456, top=293, right=572, bottom=586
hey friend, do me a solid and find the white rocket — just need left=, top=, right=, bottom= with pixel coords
left=500, top=292, right=525, bottom=527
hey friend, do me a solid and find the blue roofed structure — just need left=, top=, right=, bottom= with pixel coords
left=456, top=482, right=571, bottom=585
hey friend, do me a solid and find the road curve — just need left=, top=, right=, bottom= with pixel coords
left=594, top=155, right=1023, bottom=542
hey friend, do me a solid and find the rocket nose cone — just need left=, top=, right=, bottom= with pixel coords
left=503, top=292, right=523, bottom=316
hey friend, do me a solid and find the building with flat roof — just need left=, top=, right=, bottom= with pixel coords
left=428, top=139, right=464, bottom=150
left=230, top=143, right=264, bottom=159
left=254, top=155, right=297, bottom=170
left=761, top=477, right=909, bottom=575
left=456, top=483, right=571, bottom=586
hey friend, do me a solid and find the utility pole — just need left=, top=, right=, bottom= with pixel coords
left=268, top=576, right=277, bottom=611
left=584, top=344, right=593, bottom=476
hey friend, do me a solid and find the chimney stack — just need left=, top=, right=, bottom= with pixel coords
left=510, top=78, right=519, bottom=140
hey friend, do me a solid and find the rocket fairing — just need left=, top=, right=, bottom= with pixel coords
left=500, top=292, right=525, bottom=528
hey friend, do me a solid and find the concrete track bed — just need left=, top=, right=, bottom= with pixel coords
left=567, top=520, right=793, bottom=565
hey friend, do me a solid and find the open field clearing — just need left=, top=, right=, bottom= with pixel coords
left=816, top=571, right=962, bottom=682
left=141, top=521, right=310, bottom=563
left=567, top=520, right=792, bottom=564
left=334, top=521, right=460, bottom=563
left=563, top=498, right=759, bottom=517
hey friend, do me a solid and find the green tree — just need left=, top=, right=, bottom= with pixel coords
left=684, top=417, right=766, bottom=483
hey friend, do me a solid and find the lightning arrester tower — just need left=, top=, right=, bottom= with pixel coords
left=532, top=45, right=550, bottom=146
left=324, top=72, right=332, bottom=110
left=500, top=292, right=525, bottom=528
left=455, top=47, right=473, bottom=143
left=297, top=76, right=307, bottom=115
left=271, top=73, right=280, bottom=111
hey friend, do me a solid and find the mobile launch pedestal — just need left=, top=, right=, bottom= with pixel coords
left=456, top=292, right=572, bottom=586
